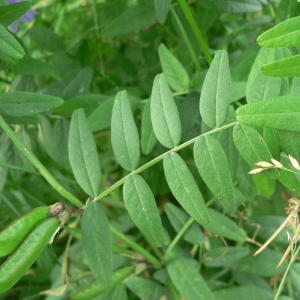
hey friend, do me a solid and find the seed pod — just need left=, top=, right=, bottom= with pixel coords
left=0, top=206, right=50, bottom=257
left=0, top=217, right=60, bottom=294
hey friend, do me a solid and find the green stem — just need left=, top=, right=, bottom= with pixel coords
left=166, top=279, right=181, bottom=300
left=93, top=122, right=237, bottom=202
left=164, top=217, right=194, bottom=258
left=110, top=225, right=162, bottom=269
left=0, top=115, right=82, bottom=208
left=170, top=6, right=201, bottom=72
left=177, top=0, right=212, bottom=65
left=274, top=246, right=300, bottom=300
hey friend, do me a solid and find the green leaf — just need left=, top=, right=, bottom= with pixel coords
left=194, top=135, right=234, bottom=206
left=88, top=96, right=114, bottom=133
left=154, top=0, right=171, bottom=24
left=236, top=95, right=300, bottom=132
left=70, top=267, right=134, bottom=300
left=246, top=48, right=281, bottom=104
left=165, top=203, right=204, bottom=244
left=163, top=152, right=209, bottom=225
left=0, top=1, right=31, bottom=27
left=0, top=92, right=63, bottom=117
left=260, top=54, right=300, bottom=77
left=0, top=24, right=24, bottom=64
left=253, top=174, right=275, bottom=196
left=13, top=56, right=54, bottom=75
left=61, top=68, right=93, bottom=100
left=275, top=130, right=300, bottom=162
left=69, top=109, right=102, bottom=197
left=158, top=43, right=190, bottom=92
left=27, top=27, right=65, bottom=52
left=236, top=249, right=287, bottom=276
left=200, top=50, right=230, bottom=128
left=141, top=100, right=157, bottom=155
left=213, top=286, right=273, bottom=300
left=125, top=276, right=171, bottom=300
left=150, top=73, right=182, bottom=148
left=233, top=124, right=278, bottom=179
left=205, top=208, right=247, bottom=242
left=81, top=202, right=113, bottom=290
left=203, top=247, right=250, bottom=267
left=111, top=91, right=140, bottom=171
left=123, top=174, right=167, bottom=247
left=213, top=0, right=262, bottom=12
left=102, top=2, right=156, bottom=38
left=217, top=128, right=239, bottom=178
left=257, top=16, right=300, bottom=47
left=54, top=94, right=108, bottom=118
left=165, top=248, right=215, bottom=300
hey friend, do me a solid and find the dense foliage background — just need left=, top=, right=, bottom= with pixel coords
left=1, top=0, right=300, bottom=299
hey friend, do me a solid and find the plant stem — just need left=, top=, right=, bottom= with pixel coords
left=166, top=279, right=181, bottom=300
left=170, top=6, right=201, bottom=72
left=177, top=0, right=213, bottom=65
left=110, top=225, right=162, bottom=269
left=93, top=121, right=237, bottom=202
left=274, top=246, right=300, bottom=300
left=164, top=217, right=194, bottom=258
left=0, top=115, right=82, bottom=208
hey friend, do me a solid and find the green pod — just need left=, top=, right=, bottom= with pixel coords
left=0, top=206, right=50, bottom=257
left=0, top=217, right=60, bottom=294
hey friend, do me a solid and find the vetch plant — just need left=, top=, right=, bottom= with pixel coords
left=1, top=1, right=300, bottom=299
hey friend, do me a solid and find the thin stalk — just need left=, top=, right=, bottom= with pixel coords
left=93, top=121, right=237, bottom=202
left=170, top=6, right=201, bottom=72
left=0, top=115, right=82, bottom=208
left=274, top=246, right=300, bottom=300
left=164, top=217, right=194, bottom=257
left=166, top=279, right=181, bottom=300
left=177, top=0, right=212, bottom=65
left=110, top=225, right=162, bottom=269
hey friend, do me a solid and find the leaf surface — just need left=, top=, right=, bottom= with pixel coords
left=158, top=43, right=190, bottom=92
left=163, top=152, right=209, bottom=225
left=81, top=202, right=113, bottom=289
left=257, top=16, right=300, bottom=47
left=236, top=95, right=300, bottom=132
left=194, top=135, right=234, bottom=206
left=0, top=92, right=63, bottom=117
left=123, top=174, right=167, bottom=247
left=150, top=73, right=182, bottom=148
left=200, top=50, right=230, bottom=128
left=69, top=109, right=102, bottom=197
left=111, top=91, right=140, bottom=171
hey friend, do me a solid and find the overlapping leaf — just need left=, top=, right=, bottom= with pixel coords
left=111, top=90, right=140, bottom=171
left=163, top=152, right=209, bottom=225
left=68, top=109, right=102, bottom=197
left=154, top=0, right=171, bottom=24
left=233, top=124, right=278, bottom=179
left=158, top=43, right=190, bottom=92
left=150, top=73, right=182, bottom=148
left=0, top=92, right=63, bottom=117
left=236, top=95, right=300, bottom=132
left=194, top=135, right=234, bottom=206
left=141, top=100, right=157, bottom=155
left=123, top=174, right=167, bottom=247
left=165, top=248, right=215, bottom=300
left=81, top=202, right=113, bottom=290
left=0, top=1, right=31, bottom=27
left=205, top=208, right=246, bottom=242
left=260, top=54, right=300, bottom=77
left=200, top=50, right=230, bottom=128
left=246, top=48, right=281, bottom=103
left=257, top=16, right=300, bottom=47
